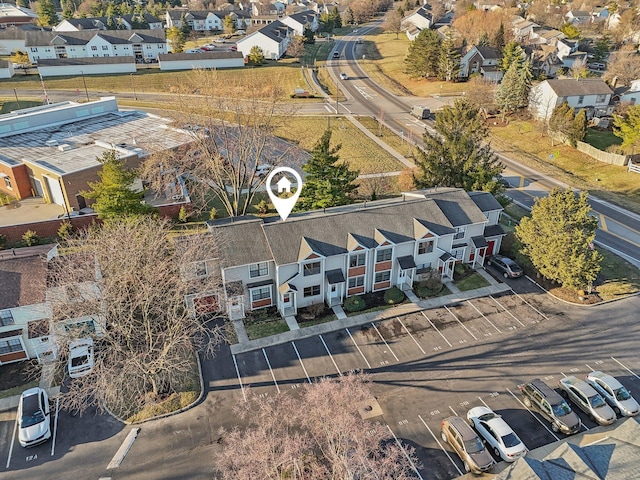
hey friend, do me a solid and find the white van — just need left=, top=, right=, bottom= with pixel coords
left=410, top=105, right=430, bottom=119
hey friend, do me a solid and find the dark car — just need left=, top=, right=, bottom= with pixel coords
left=486, top=255, right=523, bottom=278
left=441, top=416, right=495, bottom=474
left=332, top=51, right=340, bottom=58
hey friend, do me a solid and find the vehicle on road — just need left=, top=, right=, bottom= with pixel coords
left=410, top=105, right=430, bottom=119
left=466, top=406, right=527, bottom=463
left=332, top=51, right=340, bottom=58
left=68, top=338, right=95, bottom=378
left=441, top=416, right=495, bottom=474
left=486, top=255, right=523, bottom=278
left=520, top=379, right=581, bottom=434
left=339, top=72, right=348, bottom=80
left=558, top=376, right=616, bottom=425
left=18, top=387, right=51, bottom=448
left=494, top=174, right=511, bottom=188
left=585, top=371, right=640, bottom=417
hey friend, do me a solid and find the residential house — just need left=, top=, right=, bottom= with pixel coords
left=529, top=27, right=565, bottom=47
left=53, top=17, right=108, bottom=31
left=158, top=51, right=244, bottom=70
left=25, top=30, right=167, bottom=63
left=54, top=14, right=163, bottom=31
left=120, top=13, right=163, bottom=30
left=591, top=6, right=610, bottom=23
left=0, top=25, right=35, bottom=55
left=527, top=45, right=563, bottom=79
left=405, top=25, right=422, bottom=42
left=236, top=20, right=293, bottom=60
left=564, top=10, right=591, bottom=24
left=474, top=0, right=507, bottom=11
left=280, top=10, right=319, bottom=36
left=459, top=45, right=504, bottom=82
left=402, top=6, right=433, bottom=32
left=616, top=79, right=640, bottom=105
left=0, top=2, right=38, bottom=28
left=511, top=15, right=538, bottom=42
left=529, top=78, right=614, bottom=120
left=555, top=38, right=588, bottom=70
left=203, top=188, right=506, bottom=321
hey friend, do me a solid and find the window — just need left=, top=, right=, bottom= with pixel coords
left=453, top=248, right=464, bottom=260
left=303, top=261, right=321, bottom=276
left=577, top=95, right=584, bottom=105
left=249, top=262, right=268, bottom=278
left=3, top=176, right=11, bottom=189
left=0, top=310, right=15, bottom=326
left=596, top=94, right=607, bottom=103
left=91, top=46, right=97, bottom=51
left=0, top=338, right=22, bottom=355
left=418, top=240, right=434, bottom=255
left=454, top=227, right=466, bottom=240
left=102, top=45, right=108, bottom=50
left=303, top=285, right=320, bottom=297
left=376, top=248, right=392, bottom=263
left=250, top=286, right=271, bottom=302
left=348, top=276, right=364, bottom=288
left=349, top=253, right=366, bottom=267
left=375, top=271, right=390, bottom=283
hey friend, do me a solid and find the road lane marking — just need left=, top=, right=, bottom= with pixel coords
left=420, top=312, right=452, bottom=347
left=291, top=342, right=311, bottom=383
left=386, top=424, right=425, bottom=480
left=506, top=388, right=560, bottom=441
left=599, top=213, right=608, bottom=231
left=106, top=428, right=140, bottom=469
left=467, top=300, right=502, bottom=333
left=396, top=317, right=426, bottom=354
left=490, top=296, right=526, bottom=328
left=232, top=354, right=247, bottom=402
left=6, top=414, right=17, bottom=468
left=262, top=348, right=280, bottom=393
left=345, top=328, right=372, bottom=369
left=510, top=290, right=549, bottom=321
left=319, top=334, right=342, bottom=376
left=370, top=322, right=399, bottom=361
left=418, top=415, right=463, bottom=476
left=51, top=396, right=59, bottom=456
left=611, top=357, right=640, bottom=380
left=444, top=305, right=478, bottom=340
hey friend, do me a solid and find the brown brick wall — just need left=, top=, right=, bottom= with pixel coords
left=0, top=215, right=99, bottom=243
left=375, top=261, right=392, bottom=272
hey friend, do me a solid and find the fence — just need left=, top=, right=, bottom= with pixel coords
left=629, top=160, right=640, bottom=174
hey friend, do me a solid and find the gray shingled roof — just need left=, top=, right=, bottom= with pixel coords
left=546, top=78, right=613, bottom=97
left=468, top=191, right=502, bottom=212
left=63, top=17, right=106, bottom=29
left=257, top=20, right=292, bottom=43
left=37, top=56, right=135, bottom=66
left=25, top=29, right=165, bottom=46
left=214, top=219, right=274, bottom=268
left=287, top=10, right=317, bottom=24
left=476, top=45, right=500, bottom=59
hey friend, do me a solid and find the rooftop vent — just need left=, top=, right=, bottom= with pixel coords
left=58, top=143, right=74, bottom=151
left=45, top=139, right=58, bottom=147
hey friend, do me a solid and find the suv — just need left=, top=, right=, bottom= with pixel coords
left=520, top=379, right=581, bottom=434
left=18, top=387, right=51, bottom=448
left=486, top=255, right=523, bottom=278
left=441, top=416, right=494, bottom=474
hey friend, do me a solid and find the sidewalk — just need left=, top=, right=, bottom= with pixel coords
left=230, top=270, right=510, bottom=356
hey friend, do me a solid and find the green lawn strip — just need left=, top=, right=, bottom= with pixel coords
left=344, top=300, right=408, bottom=317
left=245, top=319, right=290, bottom=340
left=357, top=116, right=418, bottom=160
left=0, top=380, right=39, bottom=399
left=585, top=128, right=622, bottom=151
left=0, top=100, right=42, bottom=113
left=595, top=248, right=640, bottom=301
left=455, top=273, right=490, bottom=292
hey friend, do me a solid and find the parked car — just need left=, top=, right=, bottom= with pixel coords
left=494, top=175, right=511, bottom=188
left=18, top=387, right=51, bottom=448
left=68, top=338, right=95, bottom=378
left=441, top=416, right=495, bottom=474
left=340, top=72, right=348, bottom=80
left=520, top=379, right=581, bottom=434
left=486, top=255, right=523, bottom=278
left=585, top=371, right=640, bottom=417
left=410, top=105, right=430, bottom=120
left=467, top=406, right=527, bottom=462
left=558, top=376, right=616, bottom=426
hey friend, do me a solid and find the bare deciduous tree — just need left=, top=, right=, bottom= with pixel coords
left=604, top=46, right=640, bottom=87
left=215, top=375, right=419, bottom=479
left=384, top=9, right=404, bottom=39
left=47, top=217, right=224, bottom=418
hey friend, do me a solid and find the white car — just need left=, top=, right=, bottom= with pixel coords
left=467, top=406, right=527, bottom=462
left=585, top=371, right=640, bottom=417
left=340, top=72, right=348, bottom=80
left=18, top=387, right=51, bottom=448
left=558, top=376, right=616, bottom=426
left=68, top=338, right=95, bottom=378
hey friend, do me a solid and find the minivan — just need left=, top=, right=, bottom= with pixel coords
left=441, top=416, right=495, bottom=474
left=520, top=379, right=581, bottom=434
left=410, top=105, right=430, bottom=119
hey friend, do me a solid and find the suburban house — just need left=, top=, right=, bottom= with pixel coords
left=202, top=188, right=505, bottom=321
left=165, top=9, right=251, bottom=32
left=459, top=45, right=504, bottom=82
left=53, top=17, right=108, bottom=31
left=280, top=10, right=319, bottom=36
left=24, top=30, right=168, bottom=63
left=616, top=79, right=640, bottom=105
left=157, top=51, right=244, bottom=71
left=0, top=2, right=38, bottom=28
left=527, top=45, right=563, bottom=79
left=529, top=27, right=565, bottom=47
left=0, top=97, right=193, bottom=212
left=555, top=38, right=588, bottom=70
left=0, top=26, right=28, bottom=55
left=529, top=78, right=614, bottom=120
left=511, top=16, right=538, bottom=42
left=236, top=20, right=293, bottom=60
left=564, top=10, right=591, bottom=24
left=402, top=6, right=433, bottom=32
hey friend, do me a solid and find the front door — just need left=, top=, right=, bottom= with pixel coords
left=32, top=178, right=44, bottom=197
left=328, top=284, right=341, bottom=306
left=486, top=240, right=496, bottom=256
left=282, top=292, right=296, bottom=316
left=228, top=296, right=244, bottom=320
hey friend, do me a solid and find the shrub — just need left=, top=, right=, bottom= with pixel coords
left=22, top=230, right=39, bottom=247
left=343, top=295, right=366, bottom=312
left=0, top=233, right=6, bottom=249
left=57, top=221, right=74, bottom=240
left=209, top=207, right=218, bottom=220
left=255, top=199, right=269, bottom=215
left=383, top=286, right=405, bottom=304
left=178, top=206, right=189, bottom=223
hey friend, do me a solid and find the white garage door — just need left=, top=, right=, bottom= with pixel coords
left=44, top=176, right=65, bottom=206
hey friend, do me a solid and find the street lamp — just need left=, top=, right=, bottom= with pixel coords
left=130, top=73, right=137, bottom=100
left=80, top=70, right=89, bottom=102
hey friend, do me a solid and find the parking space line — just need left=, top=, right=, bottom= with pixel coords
left=232, top=354, right=247, bottom=402
left=467, top=300, right=502, bottom=334
left=490, top=296, right=526, bottom=328
left=51, top=396, right=59, bottom=456
left=510, top=289, right=549, bottom=321
left=396, top=317, right=426, bottom=354
left=420, top=312, right=452, bottom=347
left=611, top=357, right=640, bottom=380
left=345, top=328, right=372, bottom=369
left=6, top=415, right=17, bottom=468
left=478, top=397, right=490, bottom=408
left=506, top=388, right=560, bottom=441
left=585, top=364, right=596, bottom=372
left=444, top=305, right=478, bottom=340
left=417, top=415, right=463, bottom=476
left=319, top=335, right=342, bottom=376
left=371, top=322, right=399, bottom=361
left=448, top=406, right=458, bottom=416
left=262, top=348, right=281, bottom=393
left=291, top=342, right=311, bottom=384
left=386, top=424, right=425, bottom=480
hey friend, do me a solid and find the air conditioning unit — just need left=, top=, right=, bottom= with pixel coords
left=172, top=194, right=184, bottom=200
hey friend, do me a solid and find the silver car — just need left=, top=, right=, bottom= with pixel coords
left=18, top=387, right=51, bottom=448
left=585, top=371, right=640, bottom=417
left=558, top=376, right=616, bottom=426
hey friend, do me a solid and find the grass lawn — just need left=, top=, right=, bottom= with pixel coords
left=0, top=100, right=42, bottom=113
left=0, top=380, right=39, bottom=399
left=245, top=319, right=290, bottom=340
left=357, top=116, right=419, bottom=160
left=595, top=248, right=640, bottom=301
left=585, top=128, right=622, bottom=151
left=455, top=273, right=490, bottom=292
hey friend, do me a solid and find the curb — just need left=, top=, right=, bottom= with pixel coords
left=525, top=275, right=640, bottom=307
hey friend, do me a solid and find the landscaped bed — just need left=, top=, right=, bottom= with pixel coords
left=0, top=360, right=40, bottom=399
left=343, top=288, right=407, bottom=317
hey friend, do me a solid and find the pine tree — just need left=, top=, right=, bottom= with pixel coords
left=493, top=22, right=505, bottom=50
left=36, top=0, right=58, bottom=27
left=330, top=6, right=342, bottom=28
left=437, top=32, right=461, bottom=81
left=500, top=41, right=525, bottom=71
left=297, top=129, right=359, bottom=210
left=478, top=32, right=490, bottom=46
left=179, top=12, right=190, bottom=35
left=248, top=46, right=265, bottom=65
left=571, top=109, right=587, bottom=147
left=494, top=62, right=522, bottom=115
left=404, top=29, right=441, bottom=78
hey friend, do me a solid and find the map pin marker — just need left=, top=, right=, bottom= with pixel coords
left=266, top=167, right=303, bottom=222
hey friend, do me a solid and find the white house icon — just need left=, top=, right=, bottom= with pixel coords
left=276, top=176, right=292, bottom=193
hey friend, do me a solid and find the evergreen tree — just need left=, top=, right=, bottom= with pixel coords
left=414, top=99, right=503, bottom=193
left=593, top=35, right=611, bottom=63
left=330, top=6, right=342, bottom=28
left=223, top=14, right=236, bottom=34
left=342, top=7, right=354, bottom=26
left=166, top=26, right=185, bottom=53
left=493, top=22, right=505, bottom=50
left=572, top=109, right=587, bottom=147
left=297, top=129, right=359, bottom=210
left=303, top=26, right=315, bottom=44
left=106, top=15, right=117, bottom=30
left=248, top=45, right=265, bottom=65
left=404, top=29, right=441, bottom=78
left=500, top=41, right=525, bottom=71
left=516, top=189, right=602, bottom=292
left=61, top=0, right=74, bottom=19
left=478, top=32, right=490, bottom=46
left=437, top=32, right=461, bottom=81
left=179, top=12, right=190, bottom=36
left=36, top=0, right=58, bottom=27
left=320, top=11, right=333, bottom=34
left=494, top=62, right=522, bottom=115
left=548, top=102, right=576, bottom=144
left=404, top=0, right=413, bottom=11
